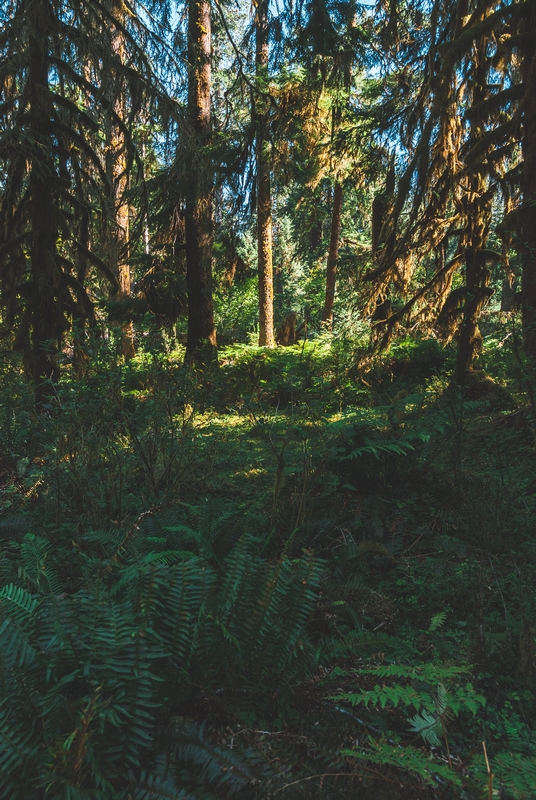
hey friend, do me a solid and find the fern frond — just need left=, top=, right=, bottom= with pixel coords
left=357, top=663, right=469, bottom=681
left=0, top=583, right=38, bottom=619
left=331, top=683, right=432, bottom=711
left=343, top=740, right=463, bottom=788
left=320, top=630, right=402, bottom=661
left=131, top=770, right=193, bottom=799
left=19, top=534, right=63, bottom=596
left=428, top=611, right=447, bottom=631
left=0, top=616, right=37, bottom=668
left=408, top=708, right=443, bottom=746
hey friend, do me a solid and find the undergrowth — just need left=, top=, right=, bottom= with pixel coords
left=1, top=334, right=536, bottom=799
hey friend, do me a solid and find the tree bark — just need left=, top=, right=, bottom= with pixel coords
left=322, top=182, right=343, bottom=328
left=520, top=2, right=536, bottom=365
left=453, top=246, right=493, bottom=381
left=255, top=0, right=275, bottom=348
left=72, top=158, right=91, bottom=379
left=453, top=36, right=493, bottom=383
left=105, top=4, right=135, bottom=359
left=184, top=0, right=217, bottom=365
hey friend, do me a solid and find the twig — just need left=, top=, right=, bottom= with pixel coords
left=482, top=741, right=493, bottom=800
left=274, top=765, right=423, bottom=794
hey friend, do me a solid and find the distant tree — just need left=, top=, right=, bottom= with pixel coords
left=291, top=0, right=365, bottom=330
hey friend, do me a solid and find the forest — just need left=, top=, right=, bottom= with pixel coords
left=1, top=0, right=536, bottom=797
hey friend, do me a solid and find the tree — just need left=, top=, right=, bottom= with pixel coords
left=0, top=0, right=157, bottom=402
left=323, top=181, right=343, bottom=326
left=184, top=0, right=217, bottom=365
left=452, top=31, right=494, bottom=383
left=291, top=0, right=363, bottom=330
left=360, top=0, right=527, bottom=382
left=514, top=0, right=536, bottom=366
left=103, top=0, right=136, bottom=360
left=255, top=0, right=275, bottom=347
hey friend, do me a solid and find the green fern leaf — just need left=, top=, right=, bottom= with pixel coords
left=408, top=709, right=443, bottom=746
left=0, top=584, right=38, bottom=618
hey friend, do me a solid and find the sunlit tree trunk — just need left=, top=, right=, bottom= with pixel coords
left=322, top=181, right=343, bottom=328
left=105, top=5, right=135, bottom=359
left=184, top=0, right=217, bottom=365
left=255, top=0, right=275, bottom=347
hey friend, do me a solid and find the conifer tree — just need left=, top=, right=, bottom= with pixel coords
left=291, top=0, right=363, bottom=330
left=184, top=0, right=217, bottom=364
left=0, top=0, right=157, bottom=401
left=361, top=0, right=531, bottom=379
left=103, top=0, right=136, bottom=359
left=255, top=0, right=275, bottom=347
left=515, top=0, right=536, bottom=365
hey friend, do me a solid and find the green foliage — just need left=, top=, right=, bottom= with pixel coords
left=0, top=516, right=328, bottom=798
left=0, top=312, right=535, bottom=799
left=342, top=740, right=463, bottom=790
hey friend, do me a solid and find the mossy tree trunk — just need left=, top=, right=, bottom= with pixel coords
left=453, top=36, right=493, bottom=383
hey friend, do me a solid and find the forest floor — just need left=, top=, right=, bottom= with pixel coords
left=1, top=327, right=536, bottom=799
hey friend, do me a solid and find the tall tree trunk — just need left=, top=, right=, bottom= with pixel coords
left=184, top=0, right=217, bottom=365
left=520, top=2, right=536, bottom=366
left=256, top=0, right=275, bottom=348
left=322, top=182, right=343, bottom=328
left=105, top=5, right=135, bottom=359
left=27, top=4, right=61, bottom=404
left=453, top=36, right=493, bottom=383
left=72, top=159, right=91, bottom=378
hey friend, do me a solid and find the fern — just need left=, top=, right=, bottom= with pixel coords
left=332, top=683, right=434, bottom=711
left=320, top=630, right=403, bottom=661
left=169, top=719, right=263, bottom=794
left=333, top=539, right=391, bottom=562
left=408, top=684, right=452, bottom=747
left=19, top=534, right=63, bottom=596
left=471, top=751, right=536, bottom=798
left=408, top=708, right=444, bottom=747
left=341, top=439, right=417, bottom=460
left=0, top=583, right=38, bottom=618
left=330, top=664, right=485, bottom=753
left=352, top=663, right=471, bottom=681
left=0, top=698, right=41, bottom=796
left=428, top=611, right=447, bottom=631
left=342, top=740, right=463, bottom=789
left=131, top=771, right=193, bottom=800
